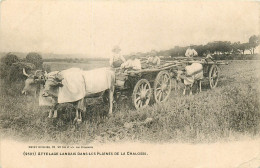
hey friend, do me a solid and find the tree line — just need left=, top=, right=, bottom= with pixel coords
left=1, top=34, right=259, bottom=82
left=157, top=35, right=260, bottom=57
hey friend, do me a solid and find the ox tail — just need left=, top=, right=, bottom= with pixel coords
left=109, top=70, right=116, bottom=92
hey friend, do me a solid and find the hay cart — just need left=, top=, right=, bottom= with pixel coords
left=170, top=57, right=228, bottom=88
left=113, top=57, right=228, bottom=109
left=114, top=62, right=180, bottom=109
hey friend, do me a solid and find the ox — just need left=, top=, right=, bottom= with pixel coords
left=22, top=68, right=58, bottom=118
left=22, top=68, right=45, bottom=97
left=176, top=63, right=203, bottom=95
left=42, top=67, right=115, bottom=123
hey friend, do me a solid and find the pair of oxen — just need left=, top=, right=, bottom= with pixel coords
left=22, top=67, right=115, bottom=123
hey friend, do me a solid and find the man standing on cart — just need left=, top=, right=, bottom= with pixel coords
left=109, top=45, right=126, bottom=68
left=185, top=45, right=198, bottom=57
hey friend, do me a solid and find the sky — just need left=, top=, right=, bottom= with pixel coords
left=0, top=0, right=259, bottom=58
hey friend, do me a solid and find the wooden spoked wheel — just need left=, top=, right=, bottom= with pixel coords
left=153, top=71, right=172, bottom=103
left=132, top=79, right=152, bottom=109
left=209, top=64, right=220, bottom=88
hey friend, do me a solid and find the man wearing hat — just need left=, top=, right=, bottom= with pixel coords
left=109, top=46, right=126, bottom=68
left=120, top=54, right=141, bottom=70
left=147, top=50, right=160, bottom=66
left=185, top=45, right=198, bottom=57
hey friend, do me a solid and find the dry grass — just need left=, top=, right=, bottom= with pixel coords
left=0, top=60, right=259, bottom=144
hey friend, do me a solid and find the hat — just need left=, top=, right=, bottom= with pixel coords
left=189, top=44, right=195, bottom=48
left=150, top=50, right=157, bottom=56
left=112, top=46, right=121, bottom=53
left=128, top=54, right=136, bottom=59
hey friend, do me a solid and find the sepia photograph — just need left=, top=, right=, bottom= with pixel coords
left=0, top=0, right=260, bottom=167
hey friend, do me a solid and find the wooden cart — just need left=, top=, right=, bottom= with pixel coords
left=114, top=57, right=228, bottom=109
left=169, top=57, right=228, bottom=88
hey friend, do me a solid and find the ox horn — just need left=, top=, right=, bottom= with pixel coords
left=56, top=72, right=64, bottom=81
left=23, top=68, right=29, bottom=77
left=34, top=70, right=42, bottom=76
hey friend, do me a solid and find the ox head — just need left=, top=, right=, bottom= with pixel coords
left=22, top=68, right=46, bottom=95
left=176, top=70, right=187, bottom=83
left=42, top=72, right=63, bottom=98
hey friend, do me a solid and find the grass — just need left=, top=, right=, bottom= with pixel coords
left=0, top=60, right=260, bottom=144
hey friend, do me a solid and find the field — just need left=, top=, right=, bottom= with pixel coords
left=0, top=60, right=260, bottom=144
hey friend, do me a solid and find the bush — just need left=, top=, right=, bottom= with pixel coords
left=25, top=52, right=43, bottom=69
left=0, top=53, right=20, bottom=66
left=42, top=64, right=51, bottom=73
left=7, top=62, right=35, bottom=82
left=0, top=63, right=8, bottom=79
left=0, top=53, right=20, bottom=80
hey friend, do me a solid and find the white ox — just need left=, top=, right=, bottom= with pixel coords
left=176, top=63, right=203, bottom=95
left=41, top=67, right=115, bottom=122
left=22, top=68, right=45, bottom=97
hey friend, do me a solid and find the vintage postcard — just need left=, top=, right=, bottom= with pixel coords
left=0, top=0, right=260, bottom=167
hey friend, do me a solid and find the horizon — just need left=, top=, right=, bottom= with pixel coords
left=0, top=0, right=259, bottom=58
left=1, top=38, right=259, bottom=58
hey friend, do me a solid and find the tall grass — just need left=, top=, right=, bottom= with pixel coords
left=0, top=60, right=259, bottom=144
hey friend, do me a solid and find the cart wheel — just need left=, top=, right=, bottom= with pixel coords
left=209, top=64, right=220, bottom=88
left=132, top=79, right=152, bottom=109
left=154, top=71, right=172, bottom=103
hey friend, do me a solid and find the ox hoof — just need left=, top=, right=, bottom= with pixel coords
left=53, top=113, right=57, bottom=118
left=52, top=110, right=58, bottom=118
left=77, top=119, right=82, bottom=124
left=107, top=113, right=113, bottom=118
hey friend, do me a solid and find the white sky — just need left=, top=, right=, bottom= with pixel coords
left=0, top=0, right=259, bottom=57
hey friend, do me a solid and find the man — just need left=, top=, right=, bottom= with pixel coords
left=109, top=46, right=126, bottom=68
left=185, top=45, right=198, bottom=57
left=120, top=54, right=141, bottom=70
left=205, top=50, right=213, bottom=59
left=147, top=50, right=160, bottom=66
left=204, top=50, right=214, bottom=65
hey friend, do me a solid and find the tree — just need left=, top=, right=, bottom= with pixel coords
left=194, top=45, right=206, bottom=56
left=232, top=42, right=241, bottom=54
left=207, top=42, right=219, bottom=54
left=238, top=43, right=250, bottom=55
left=170, top=46, right=180, bottom=57
left=25, top=52, right=43, bottom=69
left=0, top=53, right=20, bottom=66
left=219, top=41, right=232, bottom=54
left=206, top=41, right=232, bottom=55
left=169, top=46, right=188, bottom=57
left=248, top=35, right=260, bottom=54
